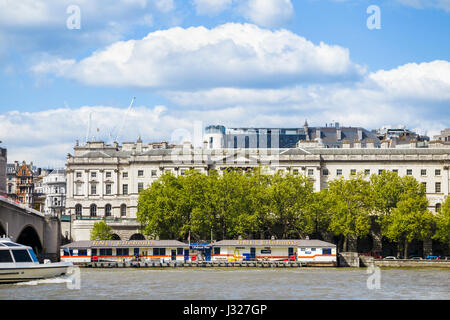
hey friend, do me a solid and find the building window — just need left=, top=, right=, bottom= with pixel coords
left=75, top=183, right=83, bottom=196
left=123, top=172, right=128, bottom=178
left=378, top=169, right=383, bottom=175
left=350, top=169, right=356, bottom=175
left=151, top=170, right=157, bottom=177
left=364, top=169, right=370, bottom=175
left=120, top=204, right=127, bottom=217
left=435, top=182, right=441, bottom=193
left=106, top=171, right=112, bottom=178
left=436, top=203, right=441, bottom=212
left=138, top=183, right=144, bottom=193
left=336, top=169, right=342, bottom=176
left=91, top=172, right=97, bottom=178
left=123, top=184, right=128, bottom=195
left=90, top=184, right=97, bottom=195
left=105, top=184, right=112, bottom=195
left=392, top=169, right=398, bottom=174
left=307, top=169, right=314, bottom=176
left=435, top=169, right=441, bottom=176
left=292, top=169, right=299, bottom=175
left=180, top=169, right=186, bottom=176
left=105, top=204, right=112, bottom=217
left=75, top=204, right=82, bottom=216
left=406, top=169, right=412, bottom=176
left=90, top=204, right=97, bottom=217
left=138, top=170, right=144, bottom=177
left=76, top=172, right=82, bottom=178
left=421, top=182, right=427, bottom=192
left=322, top=169, right=329, bottom=176
left=421, top=169, right=427, bottom=176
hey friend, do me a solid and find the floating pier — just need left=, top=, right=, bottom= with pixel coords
left=81, top=260, right=336, bottom=268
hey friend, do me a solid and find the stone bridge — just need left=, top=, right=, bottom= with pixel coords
left=0, top=197, right=60, bottom=261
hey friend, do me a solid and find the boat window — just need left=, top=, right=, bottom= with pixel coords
left=116, top=248, right=129, bottom=256
left=78, top=249, right=88, bottom=256
left=12, top=249, right=33, bottom=262
left=28, top=249, right=39, bottom=262
left=99, top=248, right=112, bottom=256
left=322, top=248, right=332, bottom=255
left=0, top=250, right=14, bottom=263
left=177, top=248, right=183, bottom=255
left=2, top=242, right=21, bottom=247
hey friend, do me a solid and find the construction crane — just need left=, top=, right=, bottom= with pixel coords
left=112, top=97, right=136, bottom=143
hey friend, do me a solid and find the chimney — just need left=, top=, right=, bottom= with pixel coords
left=342, top=140, right=351, bottom=148
left=336, top=128, right=342, bottom=141
left=136, top=138, right=142, bottom=152
left=357, top=128, right=363, bottom=141
left=366, top=139, right=375, bottom=149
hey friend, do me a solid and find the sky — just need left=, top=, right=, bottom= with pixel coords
left=0, top=0, right=449, bottom=168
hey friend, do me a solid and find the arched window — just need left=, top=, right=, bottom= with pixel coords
left=436, top=203, right=441, bottom=212
left=120, top=204, right=127, bottom=217
left=105, top=204, right=112, bottom=217
left=75, top=204, right=82, bottom=216
left=90, top=204, right=97, bottom=217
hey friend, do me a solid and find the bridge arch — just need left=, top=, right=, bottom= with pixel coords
left=16, top=225, right=43, bottom=254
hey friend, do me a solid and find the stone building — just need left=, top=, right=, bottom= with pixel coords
left=433, top=128, right=450, bottom=144
left=65, top=135, right=450, bottom=250
left=0, top=146, right=6, bottom=196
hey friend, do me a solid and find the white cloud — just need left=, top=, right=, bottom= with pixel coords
left=154, top=0, right=175, bottom=13
left=193, top=0, right=233, bottom=16
left=369, top=60, right=450, bottom=100
left=238, top=0, right=294, bottom=27
left=32, top=23, right=365, bottom=89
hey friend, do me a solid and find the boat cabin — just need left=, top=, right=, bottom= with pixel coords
left=0, top=238, right=40, bottom=266
left=60, top=240, right=189, bottom=264
left=211, top=239, right=336, bottom=263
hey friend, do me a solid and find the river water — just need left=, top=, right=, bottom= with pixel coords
left=1, top=267, right=449, bottom=300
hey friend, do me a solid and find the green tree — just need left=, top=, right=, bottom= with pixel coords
left=90, top=220, right=114, bottom=240
left=137, top=172, right=188, bottom=240
left=327, top=173, right=372, bottom=251
left=382, top=194, right=435, bottom=258
left=434, top=196, right=450, bottom=246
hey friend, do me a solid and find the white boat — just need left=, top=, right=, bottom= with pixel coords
left=0, top=237, right=73, bottom=284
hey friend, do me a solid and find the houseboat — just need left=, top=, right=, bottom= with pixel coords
left=211, top=239, right=337, bottom=265
left=0, top=237, right=73, bottom=284
left=60, top=240, right=190, bottom=264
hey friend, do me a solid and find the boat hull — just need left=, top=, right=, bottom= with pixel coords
left=0, top=263, right=72, bottom=284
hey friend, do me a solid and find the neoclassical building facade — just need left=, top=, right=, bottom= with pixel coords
left=65, top=139, right=450, bottom=243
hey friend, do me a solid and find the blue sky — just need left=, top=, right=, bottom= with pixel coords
left=0, top=0, right=449, bottom=167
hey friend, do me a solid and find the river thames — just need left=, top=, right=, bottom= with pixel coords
left=1, top=267, right=449, bottom=300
